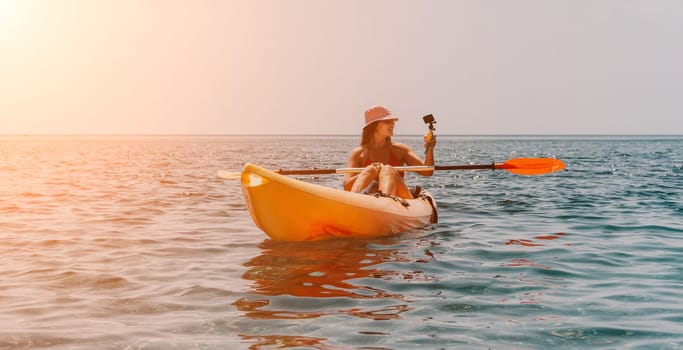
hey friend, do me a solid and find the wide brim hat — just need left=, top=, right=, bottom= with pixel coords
left=364, top=105, right=399, bottom=128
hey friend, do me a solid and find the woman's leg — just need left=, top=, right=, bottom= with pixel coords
left=350, top=165, right=380, bottom=193
left=378, top=165, right=414, bottom=199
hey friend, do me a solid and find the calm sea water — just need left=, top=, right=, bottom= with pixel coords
left=1, top=135, right=681, bottom=349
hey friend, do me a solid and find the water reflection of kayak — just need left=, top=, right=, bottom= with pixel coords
left=238, top=239, right=407, bottom=300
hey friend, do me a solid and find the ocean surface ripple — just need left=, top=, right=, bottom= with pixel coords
left=1, top=135, right=681, bottom=349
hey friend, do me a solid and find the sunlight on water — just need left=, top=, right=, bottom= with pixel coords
left=1, top=135, right=681, bottom=349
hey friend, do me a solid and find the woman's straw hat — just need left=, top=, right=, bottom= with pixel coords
left=364, top=105, right=399, bottom=128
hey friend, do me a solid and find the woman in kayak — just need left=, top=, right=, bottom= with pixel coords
left=343, top=105, right=436, bottom=199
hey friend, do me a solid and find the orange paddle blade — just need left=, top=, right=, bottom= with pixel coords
left=497, top=158, right=566, bottom=175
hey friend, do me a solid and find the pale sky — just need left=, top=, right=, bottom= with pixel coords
left=1, top=0, right=682, bottom=135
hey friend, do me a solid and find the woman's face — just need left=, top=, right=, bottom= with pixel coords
left=376, top=119, right=396, bottom=137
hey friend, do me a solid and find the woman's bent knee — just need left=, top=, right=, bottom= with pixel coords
left=378, top=164, right=399, bottom=176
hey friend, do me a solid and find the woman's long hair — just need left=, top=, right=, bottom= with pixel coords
left=360, top=122, right=391, bottom=146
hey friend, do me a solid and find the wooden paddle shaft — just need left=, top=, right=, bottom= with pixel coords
left=277, top=164, right=507, bottom=175
left=278, top=165, right=436, bottom=175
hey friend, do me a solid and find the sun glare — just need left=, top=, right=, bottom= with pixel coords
left=0, top=0, right=35, bottom=48
left=0, top=1, right=23, bottom=31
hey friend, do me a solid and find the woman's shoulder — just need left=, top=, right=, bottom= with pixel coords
left=391, top=142, right=413, bottom=154
left=347, top=146, right=366, bottom=167
left=349, top=146, right=364, bottom=156
left=348, top=146, right=365, bottom=160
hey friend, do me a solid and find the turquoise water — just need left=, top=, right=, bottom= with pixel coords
left=1, top=135, right=681, bottom=349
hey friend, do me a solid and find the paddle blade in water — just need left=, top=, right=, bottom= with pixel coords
left=499, top=158, right=566, bottom=175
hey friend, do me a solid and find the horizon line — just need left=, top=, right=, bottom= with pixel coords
left=2, top=133, right=683, bottom=137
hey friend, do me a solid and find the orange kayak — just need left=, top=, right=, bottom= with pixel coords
left=241, top=163, right=437, bottom=241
